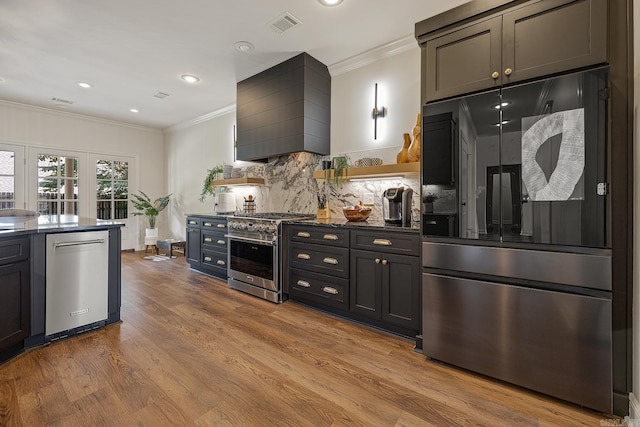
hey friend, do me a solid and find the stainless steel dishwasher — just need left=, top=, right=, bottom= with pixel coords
left=45, top=230, right=109, bottom=338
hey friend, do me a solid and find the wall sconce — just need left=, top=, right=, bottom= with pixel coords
left=371, top=83, right=386, bottom=140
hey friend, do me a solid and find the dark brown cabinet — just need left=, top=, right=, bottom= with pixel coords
left=0, top=237, right=30, bottom=358
left=186, top=215, right=227, bottom=280
left=236, top=52, right=331, bottom=161
left=350, top=249, right=420, bottom=333
left=423, top=0, right=607, bottom=102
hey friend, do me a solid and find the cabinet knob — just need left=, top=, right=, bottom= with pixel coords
left=382, top=259, right=388, bottom=266
left=491, top=71, right=499, bottom=79
left=375, top=258, right=381, bottom=264
left=504, top=68, right=513, bottom=76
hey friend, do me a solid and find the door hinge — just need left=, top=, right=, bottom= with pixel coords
left=597, top=182, right=608, bottom=196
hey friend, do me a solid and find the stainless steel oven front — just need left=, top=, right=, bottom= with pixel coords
left=227, top=235, right=278, bottom=297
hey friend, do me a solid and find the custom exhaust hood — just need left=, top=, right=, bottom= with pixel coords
left=236, top=52, right=331, bottom=162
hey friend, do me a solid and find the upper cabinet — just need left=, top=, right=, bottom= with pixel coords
left=236, top=53, right=331, bottom=162
left=422, top=0, right=608, bottom=102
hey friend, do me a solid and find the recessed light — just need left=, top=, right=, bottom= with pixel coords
left=181, top=74, right=200, bottom=84
left=77, top=81, right=92, bottom=89
left=493, top=101, right=511, bottom=109
left=318, top=0, right=344, bottom=6
left=234, top=41, right=254, bottom=52
left=130, top=108, right=139, bottom=113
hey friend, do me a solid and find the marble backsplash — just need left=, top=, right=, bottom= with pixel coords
left=224, top=147, right=421, bottom=223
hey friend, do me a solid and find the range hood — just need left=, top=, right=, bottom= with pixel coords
left=236, top=52, right=331, bottom=162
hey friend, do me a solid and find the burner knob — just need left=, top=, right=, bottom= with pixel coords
left=240, top=222, right=248, bottom=230
left=266, top=224, right=277, bottom=234
left=256, top=224, right=265, bottom=232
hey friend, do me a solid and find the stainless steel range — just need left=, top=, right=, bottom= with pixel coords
left=226, top=212, right=314, bottom=303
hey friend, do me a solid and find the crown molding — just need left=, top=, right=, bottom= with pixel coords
left=328, top=34, right=419, bottom=76
left=0, top=99, right=162, bottom=133
left=165, top=104, right=237, bottom=132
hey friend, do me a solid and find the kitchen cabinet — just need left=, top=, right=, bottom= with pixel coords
left=422, top=0, right=607, bottom=102
left=186, top=215, right=228, bottom=280
left=236, top=52, right=330, bottom=161
left=287, top=225, right=350, bottom=310
left=0, top=237, right=30, bottom=359
left=285, top=224, right=421, bottom=338
left=422, top=113, right=454, bottom=185
left=350, top=232, right=420, bottom=333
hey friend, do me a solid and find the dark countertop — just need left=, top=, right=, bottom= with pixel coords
left=0, top=215, right=124, bottom=236
left=286, top=218, right=420, bottom=233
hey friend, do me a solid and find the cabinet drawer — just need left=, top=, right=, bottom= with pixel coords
left=202, top=231, right=227, bottom=251
left=289, top=268, right=348, bottom=310
left=289, top=242, right=349, bottom=278
left=423, top=214, right=455, bottom=237
left=186, top=217, right=201, bottom=228
left=0, top=237, right=29, bottom=266
left=289, top=225, right=349, bottom=247
left=351, top=231, right=419, bottom=255
left=201, top=250, right=228, bottom=269
left=201, top=219, right=227, bottom=230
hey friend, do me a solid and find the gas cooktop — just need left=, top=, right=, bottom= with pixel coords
left=231, top=212, right=314, bottom=221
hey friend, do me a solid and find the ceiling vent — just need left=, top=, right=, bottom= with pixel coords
left=154, top=92, right=170, bottom=99
left=268, top=12, right=301, bottom=34
left=51, top=97, right=74, bottom=105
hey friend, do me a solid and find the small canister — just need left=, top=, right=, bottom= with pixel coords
left=243, top=195, right=256, bottom=213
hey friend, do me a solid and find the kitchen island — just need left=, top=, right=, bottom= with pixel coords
left=0, top=214, right=123, bottom=364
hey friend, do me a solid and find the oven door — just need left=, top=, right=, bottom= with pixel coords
left=228, top=236, right=277, bottom=292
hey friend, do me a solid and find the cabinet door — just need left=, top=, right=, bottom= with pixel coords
left=186, top=227, right=201, bottom=266
left=426, top=16, right=502, bottom=102
left=0, top=260, right=30, bottom=351
left=381, top=253, right=420, bottom=331
left=502, top=0, right=607, bottom=85
left=349, top=249, right=380, bottom=319
left=422, top=112, right=455, bottom=185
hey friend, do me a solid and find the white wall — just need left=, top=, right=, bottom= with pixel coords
left=164, top=111, right=236, bottom=238
left=0, top=100, right=165, bottom=248
left=330, top=47, right=421, bottom=155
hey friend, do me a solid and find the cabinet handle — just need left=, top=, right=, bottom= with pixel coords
left=297, top=280, right=311, bottom=288
left=504, top=67, right=513, bottom=76
left=491, top=71, right=499, bottom=79
left=297, top=253, right=311, bottom=260
left=322, top=286, right=339, bottom=295
left=204, top=237, right=213, bottom=242
left=382, top=259, right=388, bottom=265
left=217, top=240, right=226, bottom=245
left=204, top=222, right=212, bottom=227
left=323, top=257, right=338, bottom=265
left=217, top=224, right=226, bottom=228
left=323, top=234, right=339, bottom=240
left=216, top=260, right=226, bottom=266
left=373, top=239, right=392, bottom=246
left=188, top=220, right=197, bottom=225
left=375, top=258, right=381, bottom=264
left=297, top=231, right=311, bottom=238
left=426, top=221, right=437, bottom=225
left=204, top=256, right=212, bottom=262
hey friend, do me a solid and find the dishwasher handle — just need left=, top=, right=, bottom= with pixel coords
left=54, top=239, right=106, bottom=248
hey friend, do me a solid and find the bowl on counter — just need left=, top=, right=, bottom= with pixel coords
left=342, top=207, right=372, bottom=222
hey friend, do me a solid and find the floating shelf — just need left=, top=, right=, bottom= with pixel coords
left=210, top=177, right=265, bottom=186
left=312, top=162, right=419, bottom=180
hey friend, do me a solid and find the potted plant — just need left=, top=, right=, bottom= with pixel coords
left=131, top=191, right=172, bottom=248
left=422, top=193, right=438, bottom=213
left=331, top=156, right=349, bottom=188
left=199, top=164, right=225, bottom=203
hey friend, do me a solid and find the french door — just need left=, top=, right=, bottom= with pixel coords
left=0, top=144, right=25, bottom=210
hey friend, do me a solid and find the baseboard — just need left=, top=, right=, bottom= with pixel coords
left=629, top=393, right=640, bottom=424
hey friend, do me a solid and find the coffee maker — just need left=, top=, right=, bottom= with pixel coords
left=382, top=186, right=413, bottom=226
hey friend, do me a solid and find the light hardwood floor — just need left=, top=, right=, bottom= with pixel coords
left=0, top=251, right=616, bottom=426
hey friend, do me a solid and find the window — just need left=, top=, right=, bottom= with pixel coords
left=96, top=160, right=128, bottom=219
left=0, top=150, right=16, bottom=209
left=37, top=154, right=79, bottom=215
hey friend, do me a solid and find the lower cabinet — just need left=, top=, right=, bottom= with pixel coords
left=186, top=215, right=227, bottom=280
left=285, top=224, right=420, bottom=339
left=350, top=249, right=420, bottom=332
left=0, top=236, right=30, bottom=360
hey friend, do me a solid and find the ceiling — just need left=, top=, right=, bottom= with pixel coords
left=0, top=0, right=470, bottom=130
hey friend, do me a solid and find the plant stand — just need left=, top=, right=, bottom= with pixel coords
left=144, top=228, right=159, bottom=253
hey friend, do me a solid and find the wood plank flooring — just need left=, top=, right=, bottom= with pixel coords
left=0, top=251, right=616, bottom=426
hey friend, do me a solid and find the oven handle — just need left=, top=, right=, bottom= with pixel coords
left=224, top=234, right=276, bottom=246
